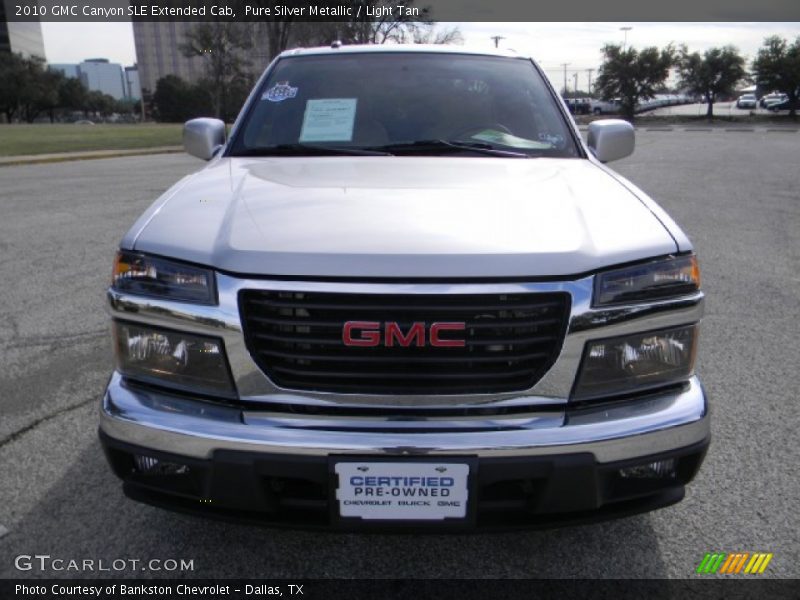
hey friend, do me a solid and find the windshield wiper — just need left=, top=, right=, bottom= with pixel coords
left=368, top=140, right=529, bottom=158
left=236, top=143, right=392, bottom=157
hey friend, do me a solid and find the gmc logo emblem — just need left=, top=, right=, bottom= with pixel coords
left=342, top=321, right=466, bottom=348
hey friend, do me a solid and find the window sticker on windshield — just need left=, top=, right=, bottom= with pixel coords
left=299, top=98, right=358, bottom=142
left=262, top=81, right=298, bottom=102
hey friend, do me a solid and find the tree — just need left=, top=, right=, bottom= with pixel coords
left=17, top=56, right=60, bottom=123
left=84, top=90, right=118, bottom=119
left=180, top=22, right=254, bottom=120
left=595, top=44, right=676, bottom=121
left=217, top=75, right=252, bottom=122
left=114, top=98, right=139, bottom=120
left=0, top=52, right=27, bottom=123
left=152, top=76, right=187, bottom=122
left=408, top=24, right=463, bottom=45
left=265, top=21, right=293, bottom=60
left=337, top=0, right=433, bottom=44
left=0, top=53, right=61, bottom=123
left=57, top=76, right=88, bottom=113
left=41, top=70, right=67, bottom=123
left=752, top=35, right=800, bottom=117
left=152, top=75, right=213, bottom=123
left=677, top=46, right=747, bottom=119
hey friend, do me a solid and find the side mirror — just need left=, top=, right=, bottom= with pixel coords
left=183, top=118, right=226, bottom=160
left=587, top=119, right=635, bottom=163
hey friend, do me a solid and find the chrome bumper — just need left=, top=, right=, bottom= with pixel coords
left=100, top=372, right=709, bottom=464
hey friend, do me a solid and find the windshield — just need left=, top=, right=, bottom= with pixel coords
left=228, top=52, right=580, bottom=158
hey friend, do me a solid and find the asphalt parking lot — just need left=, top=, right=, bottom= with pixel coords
left=0, top=129, right=798, bottom=579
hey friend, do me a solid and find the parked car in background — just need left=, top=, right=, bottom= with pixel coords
left=736, top=94, right=758, bottom=109
left=565, top=97, right=592, bottom=115
left=759, top=93, right=788, bottom=108
left=590, top=98, right=621, bottom=114
left=768, top=98, right=793, bottom=112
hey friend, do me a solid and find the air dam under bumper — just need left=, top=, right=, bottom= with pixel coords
left=99, top=373, right=710, bottom=530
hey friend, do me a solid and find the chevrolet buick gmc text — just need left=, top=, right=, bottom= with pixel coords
left=100, top=45, right=709, bottom=530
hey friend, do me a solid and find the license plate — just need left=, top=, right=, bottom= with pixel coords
left=334, top=462, right=470, bottom=521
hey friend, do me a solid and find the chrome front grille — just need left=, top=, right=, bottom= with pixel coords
left=239, top=290, right=570, bottom=395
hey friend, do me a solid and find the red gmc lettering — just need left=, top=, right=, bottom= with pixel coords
left=385, top=322, right=425, bottom=347
left=342, top=322, right=466, bottom=347
left=429, top=322, right=466, bottom=347
left=342, top=321, right=381, bottom=346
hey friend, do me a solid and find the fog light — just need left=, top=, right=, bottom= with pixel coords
left=113, top=321, right=235, bottom=398
left=133, top=455, right=189, bottom=476
left=619, top=459, right=676, bottom=479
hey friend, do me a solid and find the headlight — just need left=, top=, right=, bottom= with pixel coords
left=594, top=255, right=700, bottom=306
left=113, top=321, right=235, bottom=398
left=112, top=250, right=216, bottom=304
left=572, top=324, right=698, bottom=402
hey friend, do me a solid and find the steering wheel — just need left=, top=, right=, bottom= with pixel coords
left=450, top=123, right=513, bottom=140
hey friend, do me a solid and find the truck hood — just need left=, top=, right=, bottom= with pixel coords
left=130, top=156, right=677, bottom=278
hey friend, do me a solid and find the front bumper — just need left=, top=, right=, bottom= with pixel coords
left=100, top=372, right=710, bottom=530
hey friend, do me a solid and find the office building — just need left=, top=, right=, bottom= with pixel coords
left=133, top=22, right=208, bottom=94
left=49, top=63, right=80, bottom=79
left=125, top=66, right=142, bottom=101
left=133, top=22, right=269, bottom=94
left=50, top=61, right=141, bottom=102
left=79, top=58, right=126, bottom=100
left=0, top=0, right=46, bottom=59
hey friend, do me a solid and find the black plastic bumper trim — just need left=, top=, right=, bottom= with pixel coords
left=99, top=429, right=709, bottom=532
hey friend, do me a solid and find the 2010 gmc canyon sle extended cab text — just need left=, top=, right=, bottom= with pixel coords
left=100, top=45, right=709, bottom=530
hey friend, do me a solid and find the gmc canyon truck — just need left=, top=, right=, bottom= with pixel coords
left=100, top=45, right=709, bottom=530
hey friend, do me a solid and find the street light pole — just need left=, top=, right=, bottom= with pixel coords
left=561, top=63, right=570, bottom=95
left=620, top=26, right=632, bottom=51
left=586, top=68, right=594, bottom=94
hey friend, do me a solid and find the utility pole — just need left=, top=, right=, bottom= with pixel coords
left=620, top=26, right=632, bottom=51
left=561, top=63, right=570, bottom=95
left=586, top=69, right=594, bottom=95
left=573, top=73, right=579, bottom=94
left=490, top=36, right=505, bottom=48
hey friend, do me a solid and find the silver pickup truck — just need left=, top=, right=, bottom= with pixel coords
left=100, top=44, right=709, bottom=530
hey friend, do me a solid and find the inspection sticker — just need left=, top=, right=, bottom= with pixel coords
left=335, top=462, right=469, bottom=520
left=262, top=81, right=298, bottom=102
left=299, top=98, right=357, bottom=142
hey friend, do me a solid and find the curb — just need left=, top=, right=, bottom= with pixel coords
left=0, top=146, right=184, bottom=167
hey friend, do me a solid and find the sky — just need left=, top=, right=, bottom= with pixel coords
left=41, top=21, right=800, bottom=92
